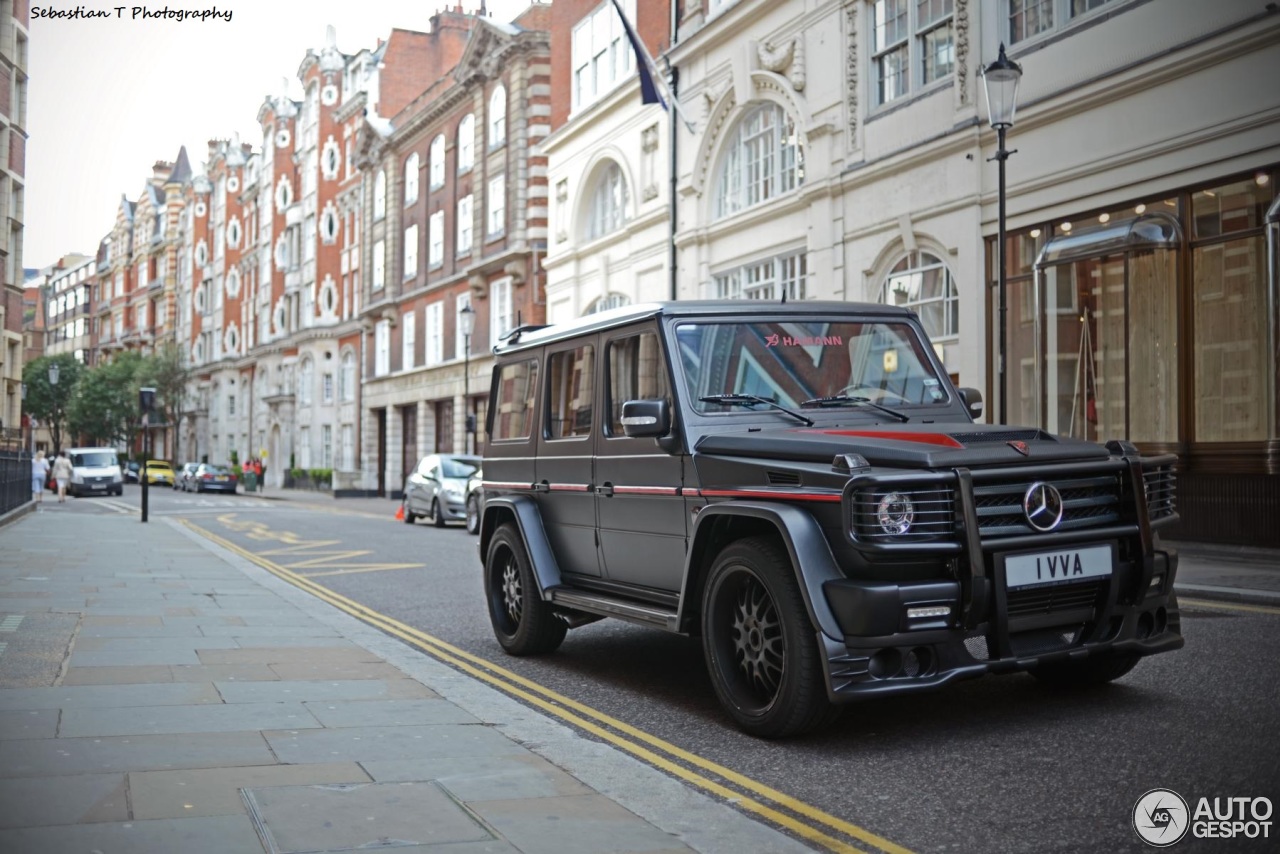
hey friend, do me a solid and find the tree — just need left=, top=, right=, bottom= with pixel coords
left=67, top=352, right=146, bottom=447
left=22, top=354, right=87, bottom=455
left=139, top=341, right=191, bottom=459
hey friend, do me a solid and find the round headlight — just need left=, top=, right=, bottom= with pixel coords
left=876, top=492, right=915, bottom=535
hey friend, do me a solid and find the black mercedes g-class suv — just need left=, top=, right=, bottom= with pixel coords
left=478, top=301, right=1181, bottom=738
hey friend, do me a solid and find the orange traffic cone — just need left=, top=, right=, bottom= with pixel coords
left=394, top=504, right=405, bottom=521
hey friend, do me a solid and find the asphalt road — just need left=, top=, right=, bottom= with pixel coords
left=57, top=488, right=1280, bottom=853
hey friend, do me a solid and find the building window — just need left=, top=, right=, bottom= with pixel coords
left=404, top=153, right=420, bottom=204
left=321, top=425, right=333, bottom=468
left=1009, top=0, right=1055, bottom=43
left=403, top=309, right=417, bottom=369
left=586, top=293, right=630, bottom=314
left=300, top=426, right=312, bottom=469
left=426, top=301, right=444, bottom=365
left=870, top=0, right=954, bottom=106
left=322, top=373, right=334, bottom=403
left=571, top=0, right=636, bottom=112
left=491, top=277, right=514, bottom=343
left=403, top=224, right=419, bottom=279
left=341, top=424, right=355, bottom=470
left=429, top=210, right=444, bottom=266
left=456, top=292, right=472, bottom=359
left=457, top=114, right=475, bottom=173
left=341, top=351, right=356, bottom=400
left=374, top=319, right=390, bottom=376
left=429, top=135, right=445, bottom=188
left=879, top=250, right=959, bottom=342
left=713, top=251, right=807, bottom=301
left=586, top=162, right=628, bottom=241
left=372, top=239, right=386, bottom=290
left=373, top=170, right=387, bottom=220
left=457, top=194, right=474, bottom=255
left=299, top=358, right=314, bottom=405
left=714, top=103, right=803, bottom=219
left=228, top=395, right=236, bottom=417
left=487, top=174, right=506, bottom=237
left=488, top=84, right=507, bottom=148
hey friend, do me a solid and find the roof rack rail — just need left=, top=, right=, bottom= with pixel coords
left=499, top=323, right=551, bottom=345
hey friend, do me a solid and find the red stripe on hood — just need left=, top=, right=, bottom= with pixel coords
left=802, top=429, right=964, bottom=448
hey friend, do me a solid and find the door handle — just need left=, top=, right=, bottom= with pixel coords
left=594, top=483, right=614, bottom=497
left=534, top=481, right=550, bottom=493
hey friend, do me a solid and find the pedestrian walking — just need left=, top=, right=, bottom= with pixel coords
left=51, top=451, right=73, bottom=504
left=31, top=451, right=49, bottom=505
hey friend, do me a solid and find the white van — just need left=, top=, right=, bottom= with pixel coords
left=67, top=447, right=125, bottom=497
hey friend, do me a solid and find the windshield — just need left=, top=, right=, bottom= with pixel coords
left=441, top=457, right=480, bottom=479
left=675, top=319, right=949, bottom=415
left=72, top=452, right=118, bottom=468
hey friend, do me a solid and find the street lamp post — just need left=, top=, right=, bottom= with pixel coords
left=48, top=363, right=60, bottom=454
left=459, top=303, right=476, bottom=455
left=982, top=43, right=1023, bottom=425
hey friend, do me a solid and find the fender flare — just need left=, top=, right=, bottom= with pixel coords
left=678, top=501, right=845, bottom=641
left=479, top=494, right=563, bottom=596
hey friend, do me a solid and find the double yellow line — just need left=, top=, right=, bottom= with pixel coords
left=183, top=519, right=912, bottom=854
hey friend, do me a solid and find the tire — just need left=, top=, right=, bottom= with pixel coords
left=1031, top=653, right=1141, bottom=687
left=112, top=488, right=122, bottom=497
left=701, top=536, right=836, bottom=739
left=465, top=493, right=480, bottom=535
left=431, top=498, right=447, bottom=528
left=484, top=522, right=566, bottom=655
left=402, top=497, right=416, bottom=525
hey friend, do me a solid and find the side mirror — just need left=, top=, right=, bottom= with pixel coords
left=620, top=399, right=670, bottom=439
left=957, top=387, right=984, bottom=421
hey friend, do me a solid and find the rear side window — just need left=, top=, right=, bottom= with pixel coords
left=547, top=345, right=595, bottom=439
left=607, top=332, right=670, bottom=435
left=493, top=359, right=538, bottom=441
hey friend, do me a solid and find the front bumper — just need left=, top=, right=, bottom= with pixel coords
left=818, top=546, right=1181, bottom=702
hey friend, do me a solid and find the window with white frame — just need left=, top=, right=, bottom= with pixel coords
left=299, top=426, right=312, bottom=468
left=340, top=351, right=356, bottom=400
left=457, top=195, right=474, bottom=255
left=487, top=174, right=506, bottom=237
left=374, top=319, right=390, bottom=376
left=299, top=358, right=314, bottom=405
left=372, top=239, right=386, bottom=289
left=341, top=424, right=354, bottom=470
left=586, top=292, right=630, bottom=314
left=403, top=224, right=419, bottom=279
left=429, top=210, right=444, bottom=266
left=429, top=135, right=445, bottom=187
left=457, top=114, right=475, bottom=173
left=373, top=170, right=387, bottom=219
left=426, top=301, right=444, bottom=365
left=1008, top=0, right=1113, bottom=44
left=403, top=309, right=417, bottom=369
left=404, top=153, right=420, bottom=204
left=878, top=250, right=959, bottom=341
left=870, top=0, right=955, bottom=107
left=714, top=103, right=803, bottom=219
left=488, top=84, right=506, bottom=147
left=490, top=277, right=514, bottom=343
left=586, top=162, right=628, bottom=241
left=455, top=292, right=472, bottom=359
left=322, top=372, right=334, bottom=403
left=713, top=251, right=807, bottom=301
left=571, top=0, right=636, bottom=112
left=321, top=425, right=332, bottom=468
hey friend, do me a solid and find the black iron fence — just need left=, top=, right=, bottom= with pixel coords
left=0, top=449, right=31, bottom=517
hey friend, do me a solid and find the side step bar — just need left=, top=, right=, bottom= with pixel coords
left=549, top=589, right=680, bottom=632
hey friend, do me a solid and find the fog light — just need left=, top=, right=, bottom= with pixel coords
left=876, top=492, right=915, bottom=535
left=1148, top=574, right=1164, bottom=593
left=907, top=606, right=950, bottom=619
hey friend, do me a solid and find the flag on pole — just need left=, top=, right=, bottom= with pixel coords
left=609, top=0, right=695, bottom=132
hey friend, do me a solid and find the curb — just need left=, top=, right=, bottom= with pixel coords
left=1174, top=582, right=1280, bottom=608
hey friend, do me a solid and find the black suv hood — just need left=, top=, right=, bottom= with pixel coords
left=694, top=422, right=1110, bottom=469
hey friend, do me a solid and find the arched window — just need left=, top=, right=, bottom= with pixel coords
left=585, top=162, right=629, bottom=241
left=429, top=135, right=445, bottom=187
left=878, top=250, right=959, bottom=341
left=586, top=293, right=630, bottom=314
left=457, top=114, right=475, bottom=173
left=340, top=351, right=356, bottom=401
left=488, top=84, right=506, bottom=148
left=404, top=153, right=420, bottom=204
left=714, top=103, right=804, bottom=219
left=373, top=170, right=387, bottom=220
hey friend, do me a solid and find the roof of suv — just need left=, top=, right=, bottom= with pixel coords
left=493, top=300, right=915, bottom=354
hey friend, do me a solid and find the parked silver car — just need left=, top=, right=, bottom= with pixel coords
left=402, top=453, right=480, bottom=528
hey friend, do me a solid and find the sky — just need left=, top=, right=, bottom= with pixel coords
left=24, top=0, right=536, bottom=273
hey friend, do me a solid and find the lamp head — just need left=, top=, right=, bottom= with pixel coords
left=48, top=363, right=60, bottom=385
left=981, top=43, right=1023, bottom=129
left=459, top=303, right=476, bottom=337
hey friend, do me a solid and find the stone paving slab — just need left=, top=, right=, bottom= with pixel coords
left=0, top=814, right=265, bottom=854
left=301, top=698, right=477, bottom=728
left=128, top=761, right=372, bottom=820
left=0, top=731, right=278, bottom=777
left=58, top=702, right=323, bottom=738
left=60, top=665, right=181, bottom=685
left=268, top=661, right=414, bottom=681
left=0, top=708, right=60, bottom=739
left=0, top=772, right=129, bottom=828
left=217, top=679, right=435, bottom=705
left=264, top=724, right=527, bottom=764
left=0, top=682, right=222, bottom=711
left=468, top=794, right=690, bottom=854
left=194, top=624, right=343, bottom=638
left=198, top=646, right=382, bottom=665
left=363, top=754, right=593, bottom=801
left=67, top=648, right=202, bottom=667
left=74, top=636, right=242, bottom=651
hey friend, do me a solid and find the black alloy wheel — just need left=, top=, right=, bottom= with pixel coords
left=702, top=536, right=837, bottom=738
left=484, top=523, right=566, bottom=655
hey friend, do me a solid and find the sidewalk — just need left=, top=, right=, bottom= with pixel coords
left=0, top=511, right=807, bottom=854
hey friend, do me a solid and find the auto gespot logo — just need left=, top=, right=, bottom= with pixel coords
left=1133, top=788, right=1273, bottom=846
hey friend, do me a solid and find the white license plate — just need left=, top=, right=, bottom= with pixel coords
left=1005, top=544, right=1113, bottom=590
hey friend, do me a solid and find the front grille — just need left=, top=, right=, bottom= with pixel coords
left=1143, top=464, right=1176, bottom=523
left=1009, top=628, right=1081, bottom=657
left=971, top=473, right=1121, bottom=538
left=849, top=487, right=955, bottom=543
left=1006, top=580, right=1104, bottom=618
left=766, top=470, right=801, bottom=486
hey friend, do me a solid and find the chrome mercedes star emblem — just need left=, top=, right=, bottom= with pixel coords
left=1023, top=481, right=1064, bottom=532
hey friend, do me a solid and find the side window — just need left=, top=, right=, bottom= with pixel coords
left=607, top=332, right=670, bottom=435
left=493, top=359, right=539, bottom=441
left=547, top=345, right=595, bottom=439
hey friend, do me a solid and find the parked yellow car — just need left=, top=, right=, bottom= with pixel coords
left=144, top=460, right=176, bottom=486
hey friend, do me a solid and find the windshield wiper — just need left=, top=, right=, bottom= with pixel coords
left=698, top=394, right=814, bottom=427
left=799, top=395, right=910, bottom=422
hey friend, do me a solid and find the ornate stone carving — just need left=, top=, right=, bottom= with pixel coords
left=956, top=0, right=970, bottom=105
left=757, top=37, right=805, bottom=92
left=845, top=2, right=858, bottom=141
